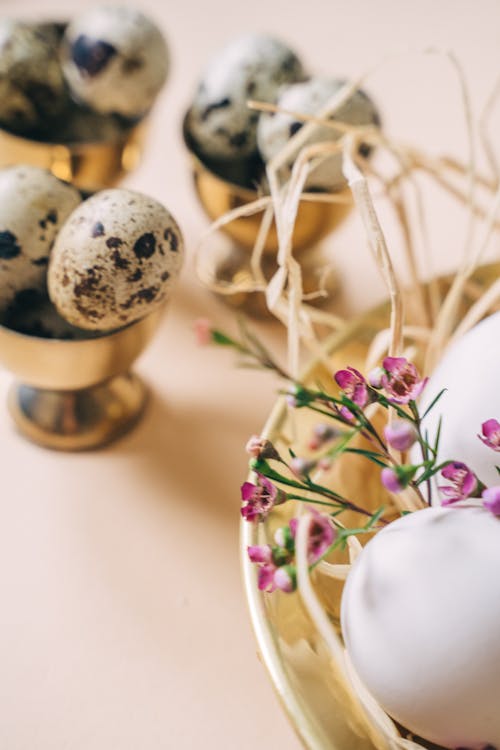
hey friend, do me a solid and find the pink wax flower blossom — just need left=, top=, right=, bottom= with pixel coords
left=381, top=467, right=404, bottom=494
left=368, top=366, right=385, bottom=389
left=247, top=545, right=273, bottom=564
left=273, top=565, right=297, bottom=593
left=381, top=357, right=428, bottom=404
left=334, top=367, right=370, bottom=409
left=482, top=486, right=500, bottom=515
left=193, top=318, right=212, bottom=346
left=384, top=420, right=418, bottom=452
left=308, top=509, right=336, bottom=564
left=240, top=474, right=285, bottom=522
left=439, top=462, right=478, bottom=505
left=257, top=563, right=277, bottom=592
left=479, top=419, right=500, bottom=451
left=245, top=435, right=280, bottom=461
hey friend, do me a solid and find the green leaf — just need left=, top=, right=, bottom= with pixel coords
left=421, top=389, right=447, bottom=420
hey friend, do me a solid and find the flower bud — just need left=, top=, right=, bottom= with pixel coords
left=274, top=524, right=295, bottom=551
left=381, top=467, right=403, bottom=493
left=273, top=565, right=297, bottom=593
left=383, top=420, right=418, bottom=452
left=368, top=366, right=385, bottom=389
left=247, top=545, right=273, bottom=563
left=482, top=486, right=500, bottom=515
left=245, top=435, right=280, bottom=460
left=290, top=456, right=316, bottom=478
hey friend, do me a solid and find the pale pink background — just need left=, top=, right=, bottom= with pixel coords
left=0, top=1, right=498, bottom=748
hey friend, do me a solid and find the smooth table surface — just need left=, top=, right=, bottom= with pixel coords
left=1, top=1, right=499, bottom=748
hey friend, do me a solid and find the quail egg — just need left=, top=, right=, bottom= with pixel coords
left=257, top=77, right=379, bottom=190
left=48, top=188, right=183, bottom=331
left=0, top=165, right=81, bottom=315
left=0, top=20, right=67, bottom=134
left=186, top=33, right=305, bottom=160
left=61, top=6, right=169, bottom=119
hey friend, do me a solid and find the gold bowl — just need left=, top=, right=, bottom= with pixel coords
left=0, top=306, right=164, bottom=451
left=183, top=117, right=351, bottom=254
left=0, top=120, right=146, bottom=194
left=241, top=264, right=499, bottom=749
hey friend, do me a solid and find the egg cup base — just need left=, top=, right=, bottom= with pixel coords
left=203, top=240, right=340, bottom=318
left=7, top=371, right=148, bottom=451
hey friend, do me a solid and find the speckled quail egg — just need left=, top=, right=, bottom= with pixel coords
left=186, top=33, right=305, bottom=160
left=48, top=188, right=183, bottom=331
left=0, top=20, right=67, bottom=134
left=0, top=166, right=81, bottom=315
left=257, top=77, right=379, bottom=190
left=61, top=6, right=169, bottom=119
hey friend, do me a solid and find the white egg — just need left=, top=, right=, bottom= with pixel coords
left=61, top=6, right=169, bottom=119
left=421, top=312, right=500, bottom=490
left=257, top=77, right=379, bottom=190
left=341, top=505, right=500, bottom=749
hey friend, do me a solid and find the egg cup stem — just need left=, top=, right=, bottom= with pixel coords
left=7, top=371, right=148, bottom=451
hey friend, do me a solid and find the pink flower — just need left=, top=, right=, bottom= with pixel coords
left=439, top=461, right=478, bottom=505
left=240, top=474, right=285, bottom=522
left=381, top=357, right=428, bottom=404
left=334, top=367, right=370, bottom=410
left=307, top=509, right=336, bottom=563
left=383, top=420, right=418, bottom=452
left=482, top=486, right=500, bottom=515
left=273, top=565, right=296, bottom=593
left=381, top=467, right=404, bottom=494
left=247, top=545, right=273, bottom=563
left=194, top=318, right=212, bottom=345
left=479, top=419, right=500, bottom=451
left=257, top=563, right=277, bottom=592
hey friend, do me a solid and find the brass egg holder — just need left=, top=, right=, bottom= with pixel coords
left=183, top=114, right=351, bottom=316
left=0, top=307, right=163, bottom=451
left=0, top=120, right=146, bottom=195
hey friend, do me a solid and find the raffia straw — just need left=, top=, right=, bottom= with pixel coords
left=342, top=136, right=404, bottom=358
left=364, top=160, right=430, bottom=328
left=296, top=514, right=415, bottom=750
left=479, top=73, right=500, bottom=189
left=366, top=326, right=432, bottom=370
left=451, top=276, right=500, bottom=342
left=425, top=181, right=500, bottom=371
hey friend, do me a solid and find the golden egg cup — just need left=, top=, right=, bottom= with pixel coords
left=183, top=118, right=351, bottom=316
left=0, top=307, right=163, bottom=451
left=0, top=120, right=146, bottom=194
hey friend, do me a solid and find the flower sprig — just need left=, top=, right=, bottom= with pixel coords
left=196, top=319, right=500, bottom=594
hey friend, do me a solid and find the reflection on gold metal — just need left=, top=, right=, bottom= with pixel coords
left=0, top=120, right=147, bottom=194
left=241, top=264, right=499, bottom=750
left=0, top=306, right=164, bottom=451
left=184, top=139, right=351, bottom=254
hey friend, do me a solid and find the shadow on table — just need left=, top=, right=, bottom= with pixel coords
left=112, top=389, right=254, bottom=519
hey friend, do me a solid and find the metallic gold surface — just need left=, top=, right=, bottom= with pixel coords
left=0, top=307, right=163, bottom=451
left=0, top=121, right=146, bottom=194
left=242, top=264, right=500, bottom=750
left=183, top=117, right=351, bottom=254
